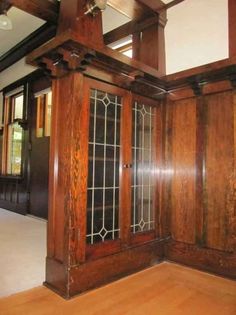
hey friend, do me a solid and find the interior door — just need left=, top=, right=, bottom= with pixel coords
left=28, top=78, right=51, bottom=219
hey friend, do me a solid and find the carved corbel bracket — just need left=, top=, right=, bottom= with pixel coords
left=229, top=73, right=236, bottom=89
left=37, top=47, right=96, bottom=78
left=190, top=81, right=204, bottom=96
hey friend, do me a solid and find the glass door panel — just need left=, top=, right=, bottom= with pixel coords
left=87, top=89, right=122, bottom=244
left=131, top=102, right=156, bottom=233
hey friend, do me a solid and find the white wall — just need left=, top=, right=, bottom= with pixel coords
left=165, top=0, right=229, bottom=74
left=0, top=58, right=36, bottom=91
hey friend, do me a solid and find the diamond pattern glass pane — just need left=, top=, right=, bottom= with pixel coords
left=131, top=102, right=156, bottom=233
left=87, top=89, right=122, bottom=244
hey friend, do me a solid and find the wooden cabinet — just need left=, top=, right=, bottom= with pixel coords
left=45, top=73, right=164, bottom=298
left=83, top=79, right=160, bottom=260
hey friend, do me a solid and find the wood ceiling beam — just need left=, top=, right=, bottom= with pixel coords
left=5, top=0, right=185, bottom=25
left=136, top=0, right=166, bottom=12
left=137, top=0, right=186, bottom=13
left=104, top=15, right=159, bottom=45
left=107, top=0, right=152, bottom=19
left=6, top=0, right=154, bottom=23
left=7, top=0, right=59, bottom=23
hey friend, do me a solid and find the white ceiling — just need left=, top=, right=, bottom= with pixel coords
left=0, top=7, right=45, bottom=57
left=0, top=1, right=174, bottom=58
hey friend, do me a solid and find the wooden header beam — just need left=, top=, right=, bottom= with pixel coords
left=5, top=0, right=186, bottom=24
left=5, top=0, right=152, bottom=22
left=104, top=15, right=160, bottom=45
left=137, top=0, right=186, bottom=13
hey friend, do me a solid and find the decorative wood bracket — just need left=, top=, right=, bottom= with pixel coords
left=190, top=81, right=203, bottom=96
left=26, top=30, right=166, bottom=100
left=229, top=73, right=236, bottom=88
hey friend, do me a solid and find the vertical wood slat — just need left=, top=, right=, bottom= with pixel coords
left=205, top=92, right=234, bottom=251
left=171, top=98, right=197, bottom=244
left=195, top=96, right=206, bottom=246
left=162, top=100, right=173, bottom=238
left=231, top=90, right=236, bottom=251
left=120, top=92, right=132, bottom=247
left=155, top=103, right=163, bottom=238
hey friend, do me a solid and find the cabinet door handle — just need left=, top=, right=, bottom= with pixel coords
left=123, top=164, right=132, bottom=169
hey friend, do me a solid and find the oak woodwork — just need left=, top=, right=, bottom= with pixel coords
left=170, top=97, right=196, bottom=244
left=205, top=92, right=235, bottom=252
left=45, top=240, right=165, bottom=298
left=104, top=15, right=159, bottom=45
left=166, top=240, right=236, bottom=279
left=137, top=0, right=166, bottom=12
left=132, top=12, right=166, bottom=75
left=22, top=0, right=236, bottom=299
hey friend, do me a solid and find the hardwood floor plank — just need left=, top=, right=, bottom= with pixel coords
left=1, top=262, right=236, bottom=315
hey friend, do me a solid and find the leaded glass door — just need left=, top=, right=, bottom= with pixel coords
left=85, top=79, right=159, bottom=258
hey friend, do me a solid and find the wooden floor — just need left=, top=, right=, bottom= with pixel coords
left=1, top=262, right=236, bottom=315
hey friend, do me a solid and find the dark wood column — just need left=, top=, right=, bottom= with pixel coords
left=46, top=71, right=90, bottom=297
left=45, top=0, right=104, bottom=297
left=133, top=12, right=167, bottom=76
left=57, top=0, right=103, bottom=46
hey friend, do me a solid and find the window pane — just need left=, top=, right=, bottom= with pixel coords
left=45, top=91, right=52, bottom=137
left=36, top=95, right=45, bottom=138
left=87, top=89, right=122, bottom=244
left=36, top=92, right=52, bottom=137
left=131, top=102, right=156, bottom=233
left=7, top=123, right=23, bottom=175
left=14, top=94, right=24, bottom=120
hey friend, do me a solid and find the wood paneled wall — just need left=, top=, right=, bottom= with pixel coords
left=165, top=84, right=236, bottom=277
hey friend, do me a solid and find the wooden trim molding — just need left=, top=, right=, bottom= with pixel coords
left=45, top=239, right=165, bottom=298
left=165, top=240, right=236, bottom=280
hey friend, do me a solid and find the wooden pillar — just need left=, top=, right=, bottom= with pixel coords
left=132, top=12, right=167, bottom=76
left=46, top=72, right=90, bottom=297
left=45, top=0, right=103, bottom=297
left=57, top=0, right=104, bottom=47
left=229, top=0, right=236, bottom=57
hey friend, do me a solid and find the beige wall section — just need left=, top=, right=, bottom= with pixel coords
left=165, top=0, right=229, bottom=74
left=0, top=58, right=36, bottom=91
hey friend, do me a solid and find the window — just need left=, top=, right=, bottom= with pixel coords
left=35, top=90, right=52, bottom=138
left=2, top=89, right=24, bottom=176
left=110, top=37, right=133, bottom=58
